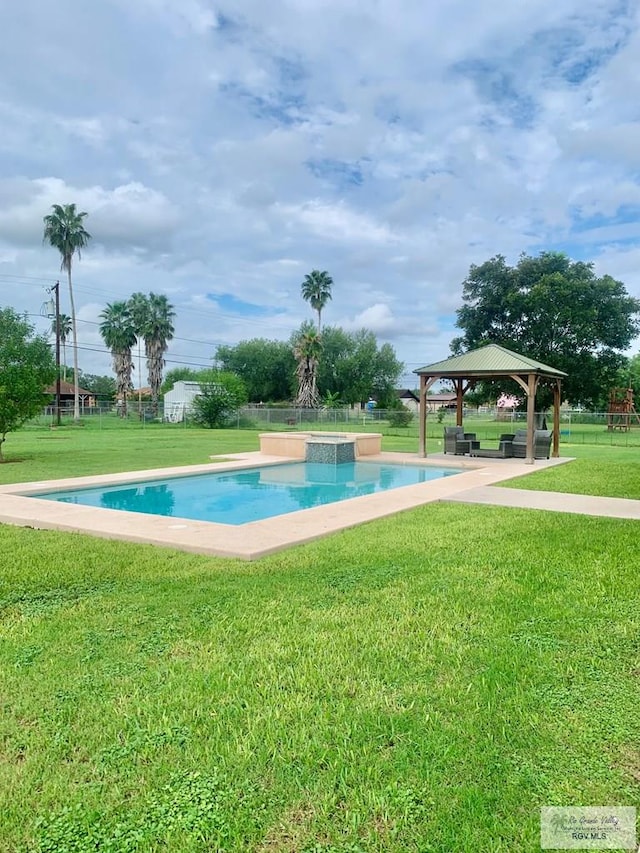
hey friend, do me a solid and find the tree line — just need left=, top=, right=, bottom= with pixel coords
left=29, top=200, right=640, bottom=432
left=161, top=325, right=404, bottom=409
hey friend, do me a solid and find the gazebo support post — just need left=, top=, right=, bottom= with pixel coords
left=418, top=375, right=438, bottom=457
left=419, top=374, right=427, bottom=457
left=455, top=379, right=464, bottom=427
left=553, top=379, right=561, bottom=458
left=525, top=373, right=537, bottom=464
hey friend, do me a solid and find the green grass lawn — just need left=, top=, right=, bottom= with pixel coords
left=0, top=424, right=257, bottom=484
left=1, top=424, right=639, bottom=851
left=498, top=444, right=640, bottom=500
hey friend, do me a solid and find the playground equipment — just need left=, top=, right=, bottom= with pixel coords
left=607, top=388, right=640, bottom=431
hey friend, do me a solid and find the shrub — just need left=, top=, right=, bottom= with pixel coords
left=191, top=372, right=248, bottom=429
left=388, top=405, right=414, bottom=427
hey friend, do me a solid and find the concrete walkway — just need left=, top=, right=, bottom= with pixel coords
left=449, top=486, right=640, bottom=520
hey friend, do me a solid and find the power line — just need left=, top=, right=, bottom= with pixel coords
left=0, top=272, right=59, bottom=284
left=72, top=343, right=214, bottom=370
left=12, top=276, right=294, bottom=333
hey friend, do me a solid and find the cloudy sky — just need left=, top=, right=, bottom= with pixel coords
left=1, top=0, right=639, bottom=387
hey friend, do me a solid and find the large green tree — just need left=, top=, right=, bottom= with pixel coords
left=43, top=203, right=91, bottom=421
left=315, top=327, right=404, bottom=406
left=99, top=302, right=137, bottom=417
left=452, top=252, right=640, bottom=408
left=216, top=329, right=404, bottom=405
left=79, top=373, right=117, bottom=403
left=160, top=367, right=200, bottom=396
left=301, top=269, right=333, bottom=332
left=128, top=292, right=175, bottom=416
left=0, top=308, right=56, bottom=460
left=215, top=340, right=296, bottom=402
left=624, top=353, right=640, bottom=400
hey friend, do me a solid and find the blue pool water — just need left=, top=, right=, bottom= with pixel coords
left=34, top=462, right=461, bottom=526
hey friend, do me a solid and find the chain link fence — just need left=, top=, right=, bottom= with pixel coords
left=29, top=404, right=640, bottom=446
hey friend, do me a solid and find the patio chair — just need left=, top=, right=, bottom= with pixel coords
left=443, top=426, right=464, bottom=454
left=511, top=429, right=552, bottom=459
left=443, top=426, right=479, bottom=455
left=510, top=430, right=528, bottom=458
left=534, top=429, right=552, bottom=459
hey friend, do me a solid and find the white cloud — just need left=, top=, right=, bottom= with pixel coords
left=276, top=200, right=397, bottom=245
left=343, top=303, right=397, bottom=334
left=0, top=178, right=180, bottom=250
left=0, top=0, right=639, bottom=378
left=118, top=0, right=218, bottom=35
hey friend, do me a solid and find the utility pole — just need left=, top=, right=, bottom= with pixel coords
left=46, top=281, right=62, bottom=426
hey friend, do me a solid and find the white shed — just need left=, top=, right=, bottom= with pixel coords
left=163, top=381, right=202, bottom=421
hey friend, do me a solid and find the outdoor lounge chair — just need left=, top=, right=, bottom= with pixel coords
left=511, top=429, right=552, bottom=459
left=443, top=426, right=463, bottom=453
left=443, top=426, right=479, bottom=455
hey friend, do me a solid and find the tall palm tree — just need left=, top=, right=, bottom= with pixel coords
left=301, top=270, right=333, bottom=332
left=128, top=291, right=150, bottom=414
left=294, top=329, right=323, bottom=408
left=99, top=302, right=136, bottom=418
left=132, top=292, right=175, bottom=417
left=43, top=204, right=91, bottom=421
left=51, top=313, right=72, bottom=381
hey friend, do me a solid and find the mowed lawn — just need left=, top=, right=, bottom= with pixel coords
left=1, top=425, right=639, bottom=852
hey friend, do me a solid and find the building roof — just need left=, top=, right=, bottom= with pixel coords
left=426, top=393, right=457, bottom=402
left=414, top=343, right=566, bottom=377
left=45, top=380, right=93, bottom=396
left=396, top=388, right=419, bottom=401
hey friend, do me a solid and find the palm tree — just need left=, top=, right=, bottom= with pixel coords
left=99, top=302, right=136, bottom=418
left=301, top=270, right=333, bottom=332
left=131, top=292, right=175, bottom=417
left=294, top=329, right=323, bottom=408
left=51, top=313, right=72, bottom=381
left=43, top=204, right=91, bottom=421
left=128, top=291, right=150, bottom=414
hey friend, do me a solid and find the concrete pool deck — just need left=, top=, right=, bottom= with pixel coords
left=0, top=452, right=566, bottom=560
left=1, top=451, right=633, bottom=560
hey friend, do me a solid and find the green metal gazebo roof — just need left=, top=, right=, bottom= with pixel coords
left=414, top=343, right=566, bottom=377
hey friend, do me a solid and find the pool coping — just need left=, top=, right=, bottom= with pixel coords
left=0, top=451, right=570, bottom=560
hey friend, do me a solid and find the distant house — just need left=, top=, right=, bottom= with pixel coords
left=425, top=392, right=457, bottom=412
left=396, top=389, right=420, bottom=413
left=45, top=380, right=95, bottom=411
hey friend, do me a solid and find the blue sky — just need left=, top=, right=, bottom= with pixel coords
left=0, top=0, right=639, bottom=387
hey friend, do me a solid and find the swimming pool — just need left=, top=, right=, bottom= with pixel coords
left=34, top=461, right=461, bottom=526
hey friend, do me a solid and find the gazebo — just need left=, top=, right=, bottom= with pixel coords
left=414, top=344, right=567, bottom=463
